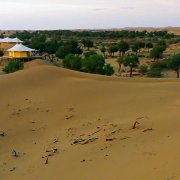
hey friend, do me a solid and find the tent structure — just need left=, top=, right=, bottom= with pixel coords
left=7, top=44, right=37, bottom=58
left=0, top=37, right=23, bottom=50
left=0, top=37, right=23, bottom=43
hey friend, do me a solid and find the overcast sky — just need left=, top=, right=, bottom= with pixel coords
left=0, top=0, right=179, bottom=30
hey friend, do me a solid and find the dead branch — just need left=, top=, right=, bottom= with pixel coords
left=132, top=121, right=140, bottom=129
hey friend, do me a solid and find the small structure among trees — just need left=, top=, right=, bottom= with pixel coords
left=0, top=37, right=23, bottom=50
left=7, top=44, right=37, bottom=58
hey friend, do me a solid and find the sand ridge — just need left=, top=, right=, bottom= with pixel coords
left=0, top=60, right=180, bottom=180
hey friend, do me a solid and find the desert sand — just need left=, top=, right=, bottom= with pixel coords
left=0, top=60, right=180, bottom=180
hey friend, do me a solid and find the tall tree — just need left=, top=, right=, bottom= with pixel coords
left=100, top=46, right=106, bottom=58
left=108, top=45, right=118, bottom=57
left=167, top=54, right=180, bottom=78
left=118, top=41, right=129, bottom=56
left=122, top=55, right=139, bottom=77
left=82, top=39, right=94, bottom=50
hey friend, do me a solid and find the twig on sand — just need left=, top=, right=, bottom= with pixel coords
left=65, top=115, right=74, bottom=120
left=106, top=138, right=116, bottom=142
left=12, top=150, right=19, bottom=157
left=45, top=157, right=48, bottom=164
left=10, top=167, right=16, bottom=172
left=53, top=138, right=59, bottom=144
left=81, top=138, right=98, bottom=145
left=143, top=128, right=153, bottom=132
left=132, top=121, right=140, bottom=129
left=72, top=137, right=98, bottom=145
left=0, top=131, right=5, bottom=136
left=120, top=136, right=130, bottom=141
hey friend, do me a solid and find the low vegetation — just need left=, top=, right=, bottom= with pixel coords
left=3, top=61, right=24, bottom=74
left=63, top=54, right=114, bottom=76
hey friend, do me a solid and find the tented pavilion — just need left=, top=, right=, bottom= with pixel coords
left=7, top=44, right=37, bottom=58
left=0, top=37, right=23, bottom=50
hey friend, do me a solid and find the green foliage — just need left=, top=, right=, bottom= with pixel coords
left=29, top=35, right=46, bottom=52
left=100, top=46, right=106, bottom=53
left=146, top=42, right=153, bottom=49
left=103, top=64, right=115, bottom=76
left=83, top=54, right=105, bottom=74
left=122, top=55, right=139, bottom=68
left=122, top=55, right=139, bottom=77
left=151, top=60, right=168, bottom=70
left=150, top=48, right=163, bottom=60
left=131, top=41, right=145, bottom=54
left=82, top=39, right=94, bottom=50
left=63, top=54, right=82, bottom=71
left=167, top=54, right=180, bottom=78
left=108, top=45, right=118, bottom=57
left=3, top=61, right=24, bottom=74
left=56, top=40, right=83, bottom=59
left=118, top=41, right=129, bottom=55
left=44, top=40, right=60, bottom=54
left=0, top=50, right=4, bottom=57
left=147, top=68, right=162, bottom=78
left=138, top=65, right=148, bottom=75
left=84, top=50, right=97, bottom=58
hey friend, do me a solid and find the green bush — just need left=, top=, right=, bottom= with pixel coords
left=3, top=61, right=24, bottom=74
left=151, top=60, right=168, bottom=70
left=84, top=50, right=97, bottom=58
left=63, top=54, right=82, bottom=71
left=138, top=65, right=148, bottom=75
left=103, top=64, right=115, bottom=76
left=147, top=68, right=162, bottom=78
left=0, top=50, right=4, bottom=57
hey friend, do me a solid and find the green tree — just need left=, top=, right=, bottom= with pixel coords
left=56, top=40, right=83, bottom=59
left=82, top=39, right=94, bottom=50
left=167, top=54, right=180, bottom=78
left=117, top=56, right=123, bottom=73
left=150, top=48, right=163, bottom=60
left=83, top=54, right=105, bottom=74
left=63, top=54, right=82, bottom=71
left=44, top=40, right=60, bottom=54
left=145, top=42, right=153, bottom=51
left=122, top=55, right=139, bottom=77
left=131, top=41, right=145, bottom=54
left=100, top=46, right=106, bottom=58
left=108, top=45, right=118, bottom=57
left=157, top=40, right=167, bottom=52
left=118, top=41, right=129, bottom=56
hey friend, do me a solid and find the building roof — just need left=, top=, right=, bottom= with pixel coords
left=0, top=37, right=23, bottom=43
left=7, top=44, right=37, bottom=52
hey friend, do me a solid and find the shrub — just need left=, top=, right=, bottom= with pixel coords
left=0, top=50, right=4, bottom=57
left=138, top=65, right=148, bottom=75
left=151, top=60, right=168, bottom=70
left=103, top=64, right=115, bottom=76
left=63, top=54, right=82, bottom=71
left=84, top=50, right=97, bottom=58
left=83, top=54, right=105, bottom=74
left=147, top=68, right=162, bottom=78
left=167, top=54, right=180, bottom=78
left=3, top=61, right=24, bottom=74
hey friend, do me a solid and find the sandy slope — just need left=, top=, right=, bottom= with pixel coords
left=0, top=60, right=180, bottom=180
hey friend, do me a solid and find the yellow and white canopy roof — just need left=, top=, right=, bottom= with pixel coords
left=7, top=44, right=36, bottom=52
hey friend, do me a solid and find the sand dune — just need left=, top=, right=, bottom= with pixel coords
left=0, top=60, right=180, bottom=180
